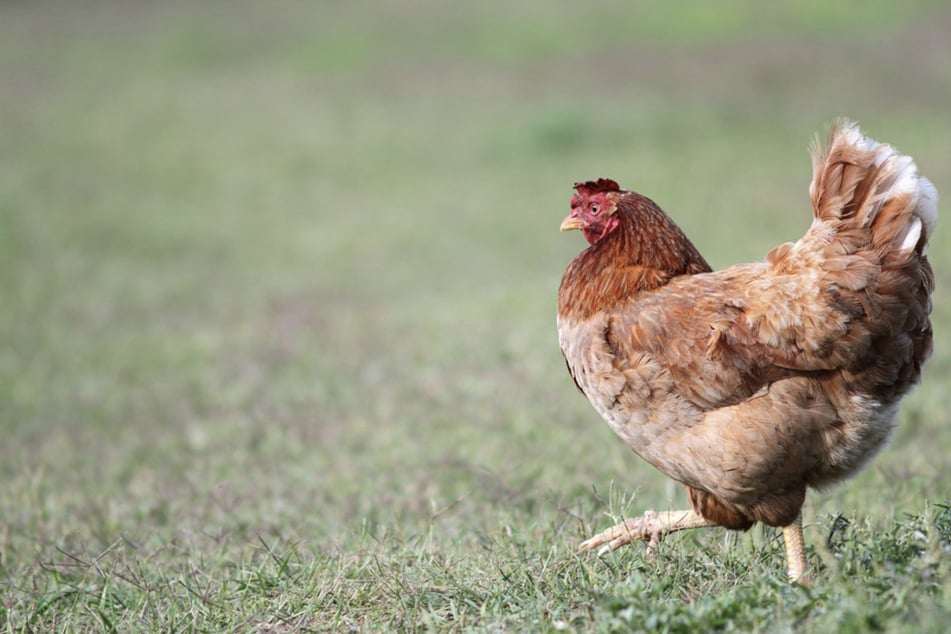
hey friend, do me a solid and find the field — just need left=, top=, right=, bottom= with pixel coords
left=2, top=1, right=951, bottom=631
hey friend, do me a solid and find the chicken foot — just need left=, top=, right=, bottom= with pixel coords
left=581, top=509, right=810, bottom=583
left=579, top=509, right=714, bottom=555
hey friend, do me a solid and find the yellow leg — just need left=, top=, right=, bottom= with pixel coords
left=579, top=509, right=715, bottom=555
left=782, top=514, right=808, bottom=583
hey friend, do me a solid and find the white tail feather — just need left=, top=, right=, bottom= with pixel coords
left=918, top=176, right=939, bottom=238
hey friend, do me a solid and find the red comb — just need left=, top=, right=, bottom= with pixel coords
left=573, top=178, right=620, bottom=195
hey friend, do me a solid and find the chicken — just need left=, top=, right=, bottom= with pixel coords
left=557, top=120, right=937, bottom=582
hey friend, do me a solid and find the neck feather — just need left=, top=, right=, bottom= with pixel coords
left=558, top=194, right=711, bottom=319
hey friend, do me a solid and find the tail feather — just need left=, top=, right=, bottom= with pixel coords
left=809, top=119, right=937, bottom=256
left=762, top=120, right=935, bottom=379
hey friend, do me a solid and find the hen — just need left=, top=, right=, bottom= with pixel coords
left=557, top=120, right=937, bottom=582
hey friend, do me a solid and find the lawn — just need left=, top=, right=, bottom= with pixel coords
left=2, top=1, right=951, bottom=631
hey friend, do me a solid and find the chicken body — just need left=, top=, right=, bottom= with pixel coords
left=558, top=121, right=937, bottom=580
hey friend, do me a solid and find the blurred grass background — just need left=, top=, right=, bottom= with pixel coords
left=2, top=0, right=950, bottom=630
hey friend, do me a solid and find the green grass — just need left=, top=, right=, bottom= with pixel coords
left=2, top=1, right=951, bottom=631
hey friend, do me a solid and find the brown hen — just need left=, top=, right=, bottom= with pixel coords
left=557, top=121, right=937, bottom=581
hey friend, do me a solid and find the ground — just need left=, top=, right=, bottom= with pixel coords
left=2, top=1, right=951, bottom=631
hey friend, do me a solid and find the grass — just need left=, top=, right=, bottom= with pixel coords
left=2, top=0, right=951, bottom=631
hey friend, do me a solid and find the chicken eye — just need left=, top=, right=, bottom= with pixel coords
left=590, top=203, right=600, bottom=215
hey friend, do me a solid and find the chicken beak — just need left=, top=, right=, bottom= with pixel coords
left=560, top=215, right=583, bottom=232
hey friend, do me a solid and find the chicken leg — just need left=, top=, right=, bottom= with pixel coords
left=782, top=514, right=808, bottom=583
left=579, top=509, right=714, bottom=554
left=580, top=509, right=809, bottom=583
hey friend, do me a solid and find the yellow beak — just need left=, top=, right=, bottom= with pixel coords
left=560, top=216, right=583, bottom=231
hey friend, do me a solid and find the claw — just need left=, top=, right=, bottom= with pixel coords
left=580, top=509, right=714, bottom=556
